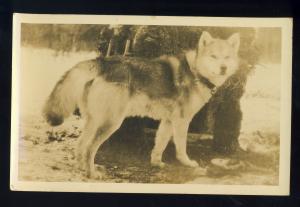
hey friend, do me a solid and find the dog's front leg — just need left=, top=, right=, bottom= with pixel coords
left=172, top=118, right=199, bottom=167
left=151, top=120, right=173, bottom=167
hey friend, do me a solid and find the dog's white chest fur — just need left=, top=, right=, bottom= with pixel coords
left=184, top=83, right=212, bottom=118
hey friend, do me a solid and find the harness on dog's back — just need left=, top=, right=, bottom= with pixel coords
left=97, top=56, right=179, bottom=99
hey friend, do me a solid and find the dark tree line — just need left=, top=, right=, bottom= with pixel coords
left=21, top=24, right=105, bottom=52
left=21, top=23, right=279, bottom=63
left=21, top=24, right=259, bottom=64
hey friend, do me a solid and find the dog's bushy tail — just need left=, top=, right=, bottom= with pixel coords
left=43, top=60, right=99, bottom=126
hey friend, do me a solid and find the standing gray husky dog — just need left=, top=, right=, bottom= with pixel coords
left=43, top=31, right=240, bottom=178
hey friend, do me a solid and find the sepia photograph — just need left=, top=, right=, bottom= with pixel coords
left=10, top=14, right=292, bottom=195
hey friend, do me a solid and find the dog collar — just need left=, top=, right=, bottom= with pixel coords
left=182, top=54, right=217, bottom=95
left=194, top=75, right=217, bottom=95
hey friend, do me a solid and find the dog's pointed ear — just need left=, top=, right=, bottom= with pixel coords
left=228, top=33, right=240, bottom=52
left=199, top=31, right=213, bottom=48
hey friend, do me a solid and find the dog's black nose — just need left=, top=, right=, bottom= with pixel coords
left=220, top=65, right=227, bottom=75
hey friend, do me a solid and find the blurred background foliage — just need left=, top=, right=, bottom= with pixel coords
left=21, top=24, right=281, bottom=64
left=21, top=24, right=105, bottom=52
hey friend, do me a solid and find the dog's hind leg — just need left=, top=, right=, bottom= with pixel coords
left=83, top=117, right=123, bottom=179
left=151, top=120, right=173, bottom=167
left=76, top=118, right=97, bottom=171
left=172, top=118, right=199, bottom=167
left=77, top=78, right=130, bottom=178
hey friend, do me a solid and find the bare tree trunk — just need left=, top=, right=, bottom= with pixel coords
left=123, top=40, right=131, bottom=56
left=106, top=39, right=112, bottom=57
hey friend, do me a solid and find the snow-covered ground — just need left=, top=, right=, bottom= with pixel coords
left=17, top=47, right=281, bottom=184
left=239, top=63, right=280, bottom=154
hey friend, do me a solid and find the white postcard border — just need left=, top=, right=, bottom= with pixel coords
left=10, top=14, right=293, bottom=195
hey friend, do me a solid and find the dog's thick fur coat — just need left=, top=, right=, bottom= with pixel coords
left=43, top=32, right=240, bottom=178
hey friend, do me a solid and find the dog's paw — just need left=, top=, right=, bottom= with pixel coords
left=151, top=160, right=166, bottom=168
left=181, top=159, right=199, bottom=168
left=186, top=160, right=199, bottom=168
left=76, top=160, right=87, bottom=172
left=86, top=165, right=105, bottom=180
left=177, top=154, right=199, bottom=167
left=87, top=170, right=103, bottom=180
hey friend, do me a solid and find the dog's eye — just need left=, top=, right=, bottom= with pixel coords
left=210, top=55, right=217, bottom=59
